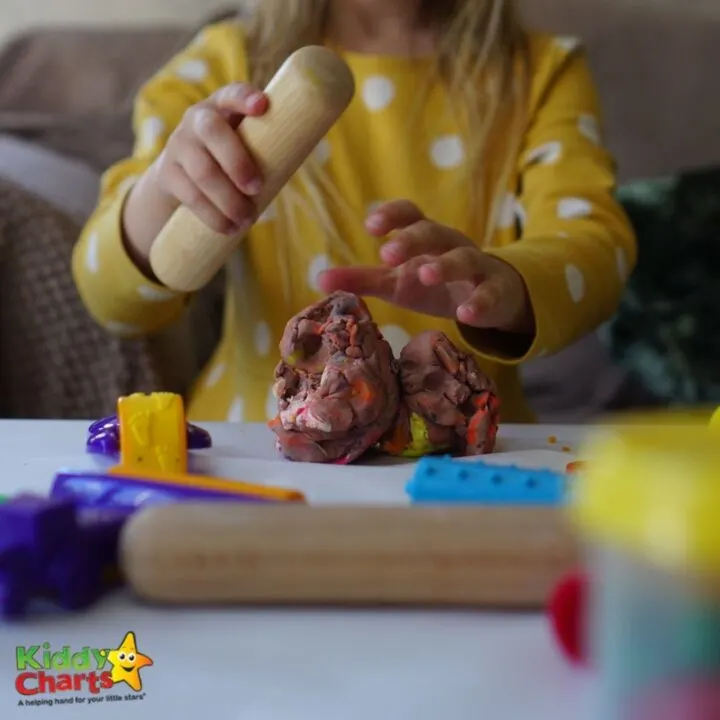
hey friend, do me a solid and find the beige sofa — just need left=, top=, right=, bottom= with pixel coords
left=3, top=1, right=718, bottom=180
left=0, top=2, right=717, bottom=419
left=524, top=0, right=720, bottom=181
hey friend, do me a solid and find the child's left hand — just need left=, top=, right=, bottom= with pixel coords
left=317, top=200, right=535, bottom=335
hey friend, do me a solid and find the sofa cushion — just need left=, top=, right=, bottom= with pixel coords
left=0, top=133, right=100, bottom=221
left=0, top=14, right=233, bottom=169
left=0, top=26, right=190, bottom=114
left=0, top=25, right=190, bottom=170
left=0, top=176, right=161, bottom=418
left=2, top=2, right=720, bottom=180
left=521, top=0, right=720, bottom=181
left=0, top=174, right=225, bottom=418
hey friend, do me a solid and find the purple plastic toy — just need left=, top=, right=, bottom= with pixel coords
left=50, top=470, right=277, bottom=511
left=86, top=414, right=212, bottom=456
left=0, top=494, right=126, bottom=619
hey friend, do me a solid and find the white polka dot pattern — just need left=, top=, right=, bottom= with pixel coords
left=307, top=254, right=331, bottom=292
left=190, top=30, right=207, bottom=48
left=176, top=59, right=209, bottom=82
left=497, top=194, right=526, bottom=231
left=254, top=321, right=272, bottom=356
left=362, top=75, right=396, bottom=111
left=205, top=362, right=226, bottom=388
left=137, top=285, right=177, bottom=302
left=565, top=264, right=585, bottom=303
left=266, top=385, right=278, bottom=421
left=429, top=135, right=465, bottom=169
left=380, top=324, right=412, bottom=358
left=139, top=117, right=165, bottom=154
left=497, top=193, right=517, bottom=230
left=515, top=201, right=527, bottom=230
left=104, top=321, right=143, bottom=337
left=578, top=114, right=601, bottom=144
left=558, top=198, right=592, bottom=220
left=555, top=36, right=581, bottom=53
left=227, top=396, right=244, bottom=423
left=527, top=141, right=562, bottom=165
left=85, top=232, right=100, bottom=274
left=314, top=139, right=331, bottom=165
left=258, top=203, right=277, bottom=223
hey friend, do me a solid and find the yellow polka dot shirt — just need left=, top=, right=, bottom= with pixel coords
left=72, top=22, right=636, bottom=425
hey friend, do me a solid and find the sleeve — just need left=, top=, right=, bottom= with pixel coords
left=71, top=21, right=249, bottom=337
left=459, top=40, right=637, bottom=362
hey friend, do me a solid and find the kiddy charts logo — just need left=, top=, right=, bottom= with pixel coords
left=14, top=632, right=153, bottom=708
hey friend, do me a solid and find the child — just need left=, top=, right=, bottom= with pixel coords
left=72, top=0, right=636, bottom=425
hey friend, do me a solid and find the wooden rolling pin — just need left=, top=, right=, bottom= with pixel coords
left=148, top=46, right=356, bottom=292
left=120, top=504, right=580, bottom=608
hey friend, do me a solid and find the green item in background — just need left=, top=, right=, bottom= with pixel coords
left=603, top=165, right=720, bottom=405
left=681, top=606, right=720, bottom=670
left=0, top=495, right=8, bottom=503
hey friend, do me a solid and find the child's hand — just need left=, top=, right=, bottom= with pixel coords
left=318, top=200, right=535, bottom=335
left=153, top=83, right=269, bottom=235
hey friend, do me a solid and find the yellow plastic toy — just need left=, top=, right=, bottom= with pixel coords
left=107, top=465, right=305, bottom=503
left=117, top=392, right=188, bottom=474
left=112, top=392, right=305, bottom=503
left=571, top=421, right=720, bottom=719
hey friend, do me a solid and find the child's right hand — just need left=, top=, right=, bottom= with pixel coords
left=153, top=83, right=269, bottom=235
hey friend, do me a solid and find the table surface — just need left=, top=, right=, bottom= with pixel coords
left=0, top=419, right=595, bottom=719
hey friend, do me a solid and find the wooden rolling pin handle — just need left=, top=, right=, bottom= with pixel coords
left=120, top=504, right=580, bottom=608
left=148, top=46, right=356, bottom=293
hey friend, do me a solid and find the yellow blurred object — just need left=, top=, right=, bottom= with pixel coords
left=117, top=392, right=188, bottom=474
left=710, top=406, right=720, bottom=429
left=570, top=420, right=720, bottom=570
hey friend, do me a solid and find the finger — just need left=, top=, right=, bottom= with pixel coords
left=316, top=266, right=396, bottom=299
left=416, top=247, right=486, bottom=286
left=456, top=276, right=506, bottom=327
left=380, top=221, right=469, bottom=266
left=210, top=83, right=269, bottom=126
left=190, top=106, right=262, bottom=195
left=166, top=162, right=239, bottom=235
left=179, top=142, right=256, bottom=229
left=365, top=199, right=425, bottom=236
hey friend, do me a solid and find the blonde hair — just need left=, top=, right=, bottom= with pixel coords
left=238, top=0, right=529, bottom=292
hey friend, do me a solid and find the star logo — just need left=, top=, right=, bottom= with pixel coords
left=106, top=632, right=153, bottom=692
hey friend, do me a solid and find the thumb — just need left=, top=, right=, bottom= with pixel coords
left=456, top=275, right=507, bottom=328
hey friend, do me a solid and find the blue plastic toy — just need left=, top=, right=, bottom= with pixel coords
left=86, top=412, right=212, bottom=457
left=405, top=455, right=568, bottom=505
left=50, top=469, right=302, bottom=512
left=0, top=494, right=126, bottom=619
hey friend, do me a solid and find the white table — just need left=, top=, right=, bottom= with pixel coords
left=0, top=420, right=595, bottom=719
